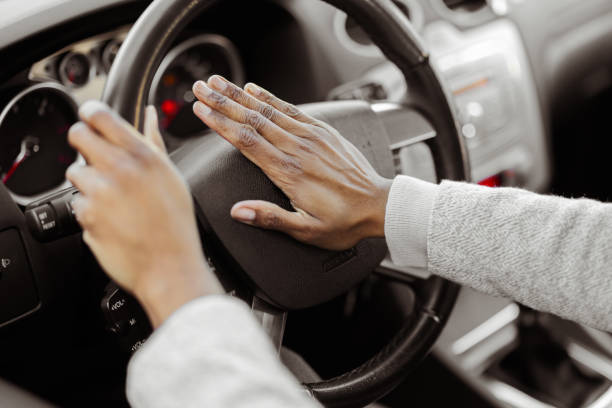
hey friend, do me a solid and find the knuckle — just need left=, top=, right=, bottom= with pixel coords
left=273, top=156, right=303, bottom=175
left=88, top=109, right=114, bottom=126
left=131, top=144, right=158, bottom=166
left=297, top=224, right=318, bottom=242
left=236, top=125, right=259, bottom=149
left=244, top=111, right=266, bottom=131
left=259, top=104, right=276, bottom=121
left=295, top=140, right=315, bottom=154
left=260, top=90, right=274, bottom=104
left=261, top=211, right=282, bottom=229
left=282, top=103, right=302, bottom=118
left=227, top=85, right=242, bottom=101
left=209, top=91, right=227, bottom=107
left=299, top=124, right=325, bottom=140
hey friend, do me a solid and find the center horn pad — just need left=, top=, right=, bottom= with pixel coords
left=174, top=100, right=395, bottom=309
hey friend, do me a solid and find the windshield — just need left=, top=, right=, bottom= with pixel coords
left=0, top=0, right=73, bottom=25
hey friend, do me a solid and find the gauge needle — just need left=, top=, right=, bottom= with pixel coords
left=2, top=137, right=38, bottom=184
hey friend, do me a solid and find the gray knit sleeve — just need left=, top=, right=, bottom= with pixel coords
left=428, top=181, right=612, bottom=331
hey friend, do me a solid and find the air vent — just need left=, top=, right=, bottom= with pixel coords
left=442, top=0, right=486, bottom=12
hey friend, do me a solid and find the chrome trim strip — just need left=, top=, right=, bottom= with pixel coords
left=587, top=386, right=612, bottom=408
left=484, top=379, right=556, bottom=408
left=451, top=303, right=520, bottom=355
left=370, top=102, right=437, bottom=149
left=567, top=342, right=612, bottom=381
left=388, top=131, right=437, bottom=150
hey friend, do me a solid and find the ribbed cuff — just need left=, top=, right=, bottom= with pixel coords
left=384, top=175, right=439, bottom=267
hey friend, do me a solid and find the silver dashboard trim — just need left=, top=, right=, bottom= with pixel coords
left=451, top=303, right=520, bottom=356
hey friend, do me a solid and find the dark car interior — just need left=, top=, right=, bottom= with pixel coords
left=0, top=0, right=611, bottom=407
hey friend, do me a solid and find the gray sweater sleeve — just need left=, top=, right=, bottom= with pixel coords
left=386, top=176, right=612, bottom=332
left=127, top=296, right=321, bottom=408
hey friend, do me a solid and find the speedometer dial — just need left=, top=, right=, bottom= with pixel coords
left=150, top=34, right=244, bottom=138
left=0, top=83, right=78, bottom=199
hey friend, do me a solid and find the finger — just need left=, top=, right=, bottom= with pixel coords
left=231, top=200, right=318, bottom=240
left=79, top=100, right=148, bottom=154
left=193, top=101, right=290, bottom=171
left=67, top=122, right=126, bottom=169
left=70, top=194, right=95, bottom=230
left=65, top=163, right=109, bottom=198
left=193, top=81, right=292, bottom=148
left=207, top=75, right=305, bottom=132
left=144, top=105, right=167, bottom=154
left=244, top=82, right=316, bottom=125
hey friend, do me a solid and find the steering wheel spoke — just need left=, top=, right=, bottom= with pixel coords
left=375, top=255, right=431, bottom=283
left=372, top=102, right=438, bottom=182
left=251, top=297, right=287, bottom=354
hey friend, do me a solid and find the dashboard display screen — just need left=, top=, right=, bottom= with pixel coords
left=0, top=84, right=78, bottom=197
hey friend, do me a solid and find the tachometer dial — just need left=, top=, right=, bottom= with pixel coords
left=59, top=52, right=92, bottom=88
left=0, top=83, right=78, bottom=199
left=150, top=34, right=244, bottom=138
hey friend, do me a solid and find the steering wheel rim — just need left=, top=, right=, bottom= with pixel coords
left=103, top=0, right=469, bottom=406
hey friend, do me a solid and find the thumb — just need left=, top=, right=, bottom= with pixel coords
left=144, top=105, right=167, bottom=154
left=231, top=200, right=317, bottom=241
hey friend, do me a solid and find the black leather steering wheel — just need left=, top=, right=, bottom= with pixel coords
left=103, top=0, right=469, bottom=406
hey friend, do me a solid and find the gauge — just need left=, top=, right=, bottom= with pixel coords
left=59, top=52, right=92, bottom=88
left=102, top=39, right=122, bottom=73
left=0, top=83, right=78, bottom=199
left=150, top=34, right=245, bottom=138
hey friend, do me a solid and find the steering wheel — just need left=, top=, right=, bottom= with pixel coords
left=102, top=0, right=469, bottom=406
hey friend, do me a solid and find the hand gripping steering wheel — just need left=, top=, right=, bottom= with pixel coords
left=103, top=0, right=470, bottom=406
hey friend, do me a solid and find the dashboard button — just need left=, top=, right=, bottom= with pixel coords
left=25, top=204, right=58, bottom=241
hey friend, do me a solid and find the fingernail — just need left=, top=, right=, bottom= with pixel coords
left=245, top=83, right=262, bottom=96
left=193, top=80, right=212, bottom=96
left=79, top=100, right=109, bottom=120
left=233, top=207, right=256, bottom=222
left=193, top=101, right=211, bottom=116
left=208, top=75, right=227, bottom=91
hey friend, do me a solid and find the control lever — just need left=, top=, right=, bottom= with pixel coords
left=24, top=187, right=81, bottom=242
left=101, top=283, right=152, bottom=353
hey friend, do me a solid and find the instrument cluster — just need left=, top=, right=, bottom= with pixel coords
left=0, top=28, right=245, bottom=205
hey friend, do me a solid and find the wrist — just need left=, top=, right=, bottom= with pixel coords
left=363, top=177, right=393, bottom=239
left=134, top=257, right=224, bottom=328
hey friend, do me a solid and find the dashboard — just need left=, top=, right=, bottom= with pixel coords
left=0, top=0, right=610, bottom=210
left=0, top=0, right=549, bottom=208
left=0, top=25, right=247, bottom=205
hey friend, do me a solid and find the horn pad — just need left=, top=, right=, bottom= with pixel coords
left=174, top=101, right=394, bottom=309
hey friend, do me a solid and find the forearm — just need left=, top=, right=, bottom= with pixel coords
left=127, top=295, right=321, bottom=408
left=387, top=176, right=612, bottom=331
